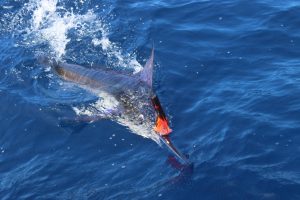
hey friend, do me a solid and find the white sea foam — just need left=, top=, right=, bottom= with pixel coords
left=17, top=0, right=143, bottom=72
left=32, top=0, right=58, bottom=30
left=29, top=0, right=98, bottom=58
left=8, top=0, right=143, bottom=70
left=92, top=36, right=142, bottom=73
left=2, top=5, right=14, bottom=9
left=72, top=90, right=120, bottom=118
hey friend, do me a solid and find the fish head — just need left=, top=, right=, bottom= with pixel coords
left=114, top=47, right=172, bottom=141
left=117, top=47, right=172, bottom=138
left=117, top=81, right=171, bottom=139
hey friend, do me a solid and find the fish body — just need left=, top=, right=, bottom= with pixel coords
left=46, top=49, right=188, bottom=163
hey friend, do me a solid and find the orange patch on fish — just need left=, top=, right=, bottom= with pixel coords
left=154, top=116, right=172, bottom=135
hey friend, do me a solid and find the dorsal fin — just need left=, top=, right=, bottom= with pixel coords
left=139, top=47, right=154, bottom=87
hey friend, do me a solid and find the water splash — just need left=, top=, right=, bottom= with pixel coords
left=28, top=0, right=98, bottom=58
left=10, top=0, right=142, bottom=72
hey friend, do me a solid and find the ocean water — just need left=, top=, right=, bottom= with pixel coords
left=1, top=0, right=300, bottom=199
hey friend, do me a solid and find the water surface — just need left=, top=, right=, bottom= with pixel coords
left=0, top=0, right=300, bottom=199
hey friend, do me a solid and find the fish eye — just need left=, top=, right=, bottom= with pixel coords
left=138, top=114, right=144, bottom=124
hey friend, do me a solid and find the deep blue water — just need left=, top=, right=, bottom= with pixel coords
left=1, top=0, right=300, bottom=199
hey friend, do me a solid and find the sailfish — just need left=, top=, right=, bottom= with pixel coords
left=44, top=48, right=189, bottom=164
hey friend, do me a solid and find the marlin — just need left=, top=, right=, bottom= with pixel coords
left=44, top=48, right=189, bottom=163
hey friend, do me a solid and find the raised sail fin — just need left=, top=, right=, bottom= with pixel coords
left=139, top=47, right=154, bottom=87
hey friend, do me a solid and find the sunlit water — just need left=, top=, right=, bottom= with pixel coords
left=1, top=0, right=300, bottom=199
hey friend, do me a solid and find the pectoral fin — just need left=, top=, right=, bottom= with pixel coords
left=59, top=116, right=105, bottom=125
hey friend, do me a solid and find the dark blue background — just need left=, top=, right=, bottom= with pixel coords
left=1, top=0, right=300, bottom=199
